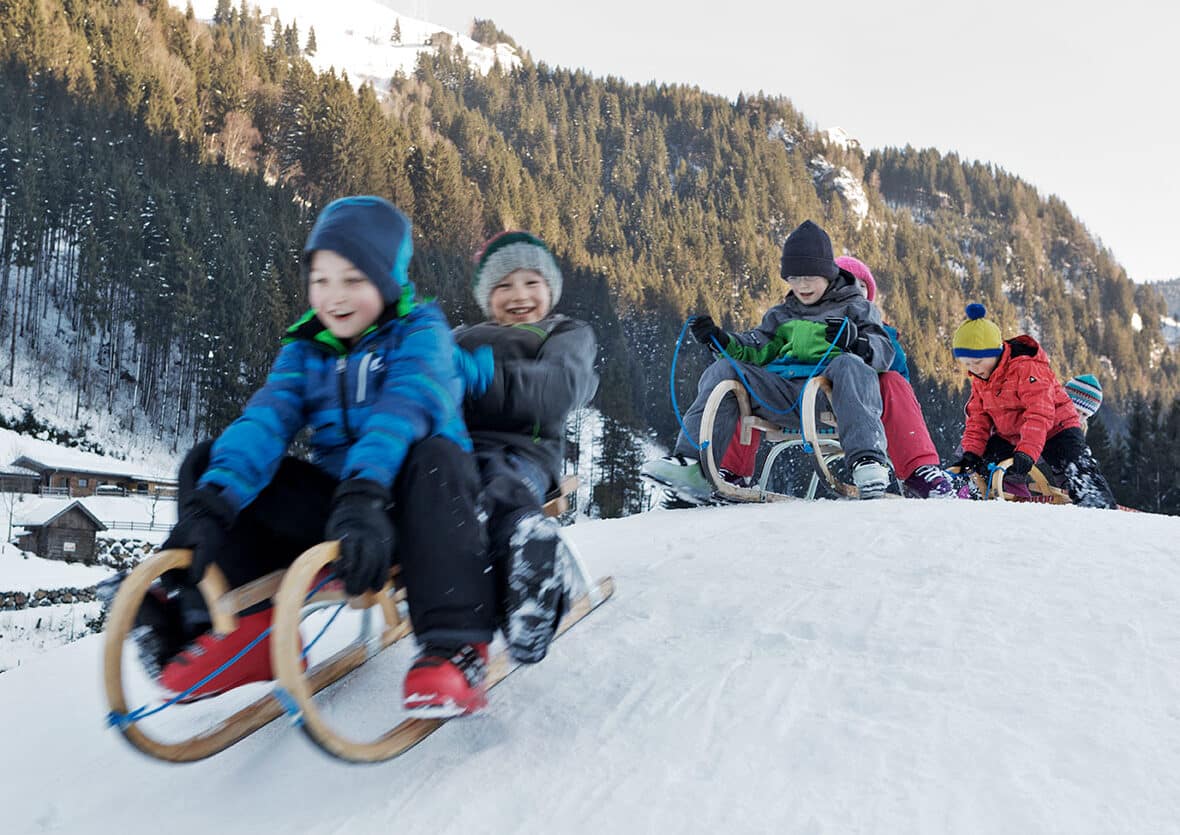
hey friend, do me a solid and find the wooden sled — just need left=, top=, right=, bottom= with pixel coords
left=698, top=376, right=867, bottom=501
left=103, top=476, right=613, bottom=764
left=948, top=457, right=1072, bottom=505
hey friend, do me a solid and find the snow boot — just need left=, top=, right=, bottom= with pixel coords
left=1001, top=477, right=1034, bottom=499
left=503, top=514, right=568, bottom=664
left=902, top=464, right=957, bottom=499
left=119, top=579, right=212, bottom=680
left=851, top=457, right=889, bottom=499
left=402, top=643, right=489, bottom=718
left=641, top=454, right=716, bottom=505
left=1061, top=454, right=1118, bottom=509
left=158, top=608, right=285, bottom=701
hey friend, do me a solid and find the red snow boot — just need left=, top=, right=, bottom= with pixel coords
left=402, top=643, right=489, bottom=718
left=158, top=608, right=297, bottom=701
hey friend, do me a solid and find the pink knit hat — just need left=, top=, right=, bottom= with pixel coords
left=835, top=255, right=877, bottom=303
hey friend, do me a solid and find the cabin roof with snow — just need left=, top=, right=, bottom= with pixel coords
left=13, top=498, right=108, bottom=531
left=11, top=454, right=174, bottom=485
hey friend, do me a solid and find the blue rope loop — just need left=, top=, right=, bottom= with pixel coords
left=985, top=461, right=1006, bottom=500
left=669, top=320, right=709, bottom=451
left=109, top=570, right=345, bottom=728
left=669, top=316, right=850, bottom=452
left=272, top=686, right=304, bottom=726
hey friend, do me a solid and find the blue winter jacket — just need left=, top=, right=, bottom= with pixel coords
left=884, top=324, right=909, bottom=379
left=198, top=302, right=471, bottom=516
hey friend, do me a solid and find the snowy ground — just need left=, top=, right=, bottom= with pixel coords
left=0, top=544, right=117, bottom=672
left=0, top=599, right=104, bottom=674
left=0, top=543, right=115, bottom=593
left=1, top=498, right=1177, bottom=834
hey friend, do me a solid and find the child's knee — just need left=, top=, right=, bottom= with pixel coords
left=825, top=352, right=876, bottom=380
left=698, top=357, right=743, bottom=389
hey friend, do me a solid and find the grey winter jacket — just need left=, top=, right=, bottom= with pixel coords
left=453, top=315, right=598, bottom=490
left=729, top=270, right=895, bottom=376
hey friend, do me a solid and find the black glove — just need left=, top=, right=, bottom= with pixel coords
left=950, top=452, right=983, bottom=474
left=168, top=486, right=235, bottom=585
left=1007, top=451, right=1035, bottom=476
left=825, top=317, right=872, bottom=360
left=325, top=479, right=395, bottom=596
left=689, top=315, right=726, bottom=349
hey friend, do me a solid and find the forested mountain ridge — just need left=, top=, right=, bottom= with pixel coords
left=1, top=0, right=1177, bottom=514
left=1150, top=277, right=1180, bottom=318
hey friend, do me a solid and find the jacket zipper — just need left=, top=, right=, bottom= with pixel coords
left=356, top=352, right=373, bottom=403
left=336, top=356, right=355, bottom=442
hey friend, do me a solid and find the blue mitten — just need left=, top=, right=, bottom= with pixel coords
left=454, top=344, right=495, bottom=398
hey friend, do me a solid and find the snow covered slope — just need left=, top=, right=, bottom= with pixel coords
left=172, top=1, right=519, bottom=92
left=2, top=499, right=1178, bottom=833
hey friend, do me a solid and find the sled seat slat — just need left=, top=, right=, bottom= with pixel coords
left=542, top=475, right=578, bottom=517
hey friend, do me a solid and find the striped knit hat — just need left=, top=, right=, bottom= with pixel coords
left=952, top=303, right=1003, bottom=359
left=472, top=231, right=563, bottom=317
left=1064, top=374, right=1103, bottom=418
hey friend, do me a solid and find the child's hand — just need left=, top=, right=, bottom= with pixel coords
left=824, top=317, right=858, bottom=348
left=825, top=317, right=872, bottom=361
left=950, top=452, right=983, bottom=474
left=1007, top=452, right=1034, bottom=475
left=689, top=315, right=726, bottom=348
left=170, top=487, right=234, bottom=585
left=453, top=345, right=495, bottom=398
left=325, top=479, right=395, bottom=596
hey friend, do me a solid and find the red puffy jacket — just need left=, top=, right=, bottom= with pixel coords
left=960, top=335, right=1081, bottom=461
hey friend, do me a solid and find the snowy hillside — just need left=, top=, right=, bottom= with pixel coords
left=171, top=0, right=519, bottom=92
left=2, top=499, right=1178, bottom=833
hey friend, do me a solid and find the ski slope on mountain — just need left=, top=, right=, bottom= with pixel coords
left=2, top=499, right=1178, bottom=834
left=172, top=0, right=519, bottom=92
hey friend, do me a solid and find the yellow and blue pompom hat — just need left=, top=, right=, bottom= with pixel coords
left=952, top=303, right=1004, bottom=359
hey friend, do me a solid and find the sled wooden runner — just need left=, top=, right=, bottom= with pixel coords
left=269, top=475, right=613, bottom=763
left=270, top=541, right=614, bottom=763
left=946, top=457, right=1072, bottom=504
left=102, top=548, right=409, bottom=763
left=699, top=376, right=895, bottom=501
left=103, top=476, right=612, bottom=764
left=984, top=457, right=1072, bottom=504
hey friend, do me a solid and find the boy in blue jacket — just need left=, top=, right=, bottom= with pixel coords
left=452, top=231, right=599, bottom=664
left=135, top=197, right=495, bottom=717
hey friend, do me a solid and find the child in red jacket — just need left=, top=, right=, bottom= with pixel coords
left=948, top=304, right=1116, bottom=508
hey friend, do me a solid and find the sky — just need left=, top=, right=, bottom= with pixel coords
left=3, top=491, right=1179, bottom=832
left=404, top=0, right=1179, bottom=282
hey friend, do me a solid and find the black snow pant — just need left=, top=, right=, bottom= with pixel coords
left=981, top=427, right=1117, bottom=509
left=472, top=443, right=550, bottom=623
left=164, top=436, right=496, bottom=645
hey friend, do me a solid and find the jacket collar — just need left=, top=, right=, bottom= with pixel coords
left=282, top=304, right=402, bottom=355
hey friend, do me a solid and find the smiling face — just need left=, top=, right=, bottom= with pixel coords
left=488, top=269, right=553, bottom=324
left=785, top=274, right=830, bottom=305
left=307, top=249, right=385, bottom=343
left=959, top=355, right=1001, bottom=380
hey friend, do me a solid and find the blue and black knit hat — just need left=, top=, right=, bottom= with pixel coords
left=472, top=231, right=563, bottom=317
left=302, top=196, right=413, bottom=305
left=952, top=303, right=1004, bottom=359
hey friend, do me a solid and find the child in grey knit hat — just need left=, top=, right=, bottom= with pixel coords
left=453, top=231, right=598, bottom=665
